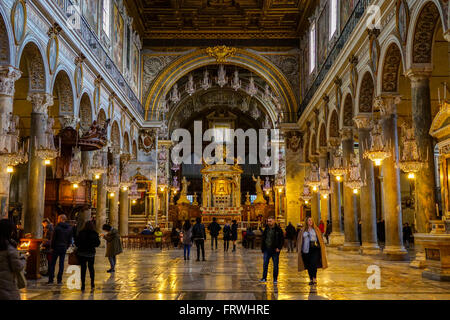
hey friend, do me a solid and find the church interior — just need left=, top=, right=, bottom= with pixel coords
left=0, top=0, right=450, bottom=300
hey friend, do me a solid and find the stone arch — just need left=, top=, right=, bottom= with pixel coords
left=79, top=92, right=93, bottom=132
left=123, top=131, right=130, bottom=154
left=407, top=1, right=446, bottom=68
left=318, top=122, right=327, bottom=148
left=378, top=41, right=403, bottom=94
left=51, top=68, right=75, bottom=115
left=132, top=140, right=138, bottom=160
left=341, top=94, right=354, bottom=127
left=17, top=39, right=48, bottom=92
left=0, top=4, right=13, bottom=65
left=97, top=107, right=107, bottom=127
left=110, top=120, right=121, bottom=150
left=144, top=48, right=297, bottom=122
left=327, top=109, right=339, bottom=140
left=309, top=132, right=317, bottom=159
left=357, top=71, right=375, bottom=114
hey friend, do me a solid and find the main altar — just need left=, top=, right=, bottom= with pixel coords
left=200, top=157, right=243, bottom=224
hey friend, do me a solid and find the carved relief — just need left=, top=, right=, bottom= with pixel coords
left=0, top=66, right=21, bottom=96
left=142, top=55, right=179, bottom=97
left=262, top=54, right=300, bottom=102
left=359, top=72, right=375, bottom=113
left=285, top=131, right=302, bottom=153
left=138, top=128, right=157, bottom=154
left=343, top=94, right=354, bottom=127
left=412, top=3, right=440, bottom=64
left=329, top=110, right=339, bottom=138
left=382, top=44, right=402, bottom=92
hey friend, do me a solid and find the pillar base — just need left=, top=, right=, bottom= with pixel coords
left=340, top=242, right=360, bottom=251
left=410, top=251, right=426, bottom=269
left=328, top=233, right=345, bottom=247
left=360, top=243, right=381, bottom=255
left=422, top=269, right=450, bottom=282
left=383, top=245, right=409, bottom=261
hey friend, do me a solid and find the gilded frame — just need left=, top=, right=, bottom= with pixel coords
left=11, top=0, right=27, bottom=46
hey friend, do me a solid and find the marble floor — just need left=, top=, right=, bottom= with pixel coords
left=21, top=243, right=450, bottom=300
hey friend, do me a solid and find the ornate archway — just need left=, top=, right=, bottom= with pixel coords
left=358, top=72, right=375, bottom=113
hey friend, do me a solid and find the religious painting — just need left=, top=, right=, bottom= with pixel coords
left=369, top=36, right=380, bottom=74
left=396, top=0, right=410, bottom=46
left=317, top=3, right=329, bottom=67
left=12, top=0, right=27, bottom=45
left=74, top=63, right=83, bottom=97
left=340, top=0, right=354, bottom=32
left=113, top=4, right=124, bottom=72
left=93, top=85, right=100, bottom=114
left=82, top=0, right=99, bottom=33
left=133, top=44, right=140, bottom=93
left=47, top=35, right=59, bottom=75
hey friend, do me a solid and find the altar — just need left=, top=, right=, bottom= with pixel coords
left=200, top=158, right=243, bottom=224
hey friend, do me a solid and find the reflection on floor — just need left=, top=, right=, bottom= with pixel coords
left=21, top=243, right=450, bottom=300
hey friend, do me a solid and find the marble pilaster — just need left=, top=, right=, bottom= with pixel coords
left=96, top=171, right=107, bottom=233
left=329, top=176, right=345, bottom=246
left=318, top=150, right=330, bottom=225
left=119, top=188, right=129, bottom=236
left=354, top=114, right=380, bottom=255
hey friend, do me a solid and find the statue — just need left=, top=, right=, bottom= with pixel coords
left=193, top=192, right=199, bottom=206
left=252, top=175, right=266, bottom=204
left=245, top=192, right=251, bottom=205
left=177, top=176, right=191, bottom=205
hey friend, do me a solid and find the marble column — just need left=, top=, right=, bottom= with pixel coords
left=81, top=151, right=91, bottom=224
left=377, top=96, right=408, bottom=260
left=119, top=188, right=129, bottom=236
left=406, top=70, right=437, bottom=233
left=0, top=66, right=21, bottom=218
left=311, top=191, right=320, bottom=225
left=24, top=93, right=53, bottom=237
left=108, top=154, right=120, bottom=229
left=318, top=150, right=330, bottom=224
left=329, top=176, right=345, bottom=246
left=96, top=171, right=107, bottom=233
left=354, top=114, right=380, bottom=255
left=341, top=128, right=360, bottom=251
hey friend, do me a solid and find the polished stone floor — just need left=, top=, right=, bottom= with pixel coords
left=21, top=242, right=450, bottom=300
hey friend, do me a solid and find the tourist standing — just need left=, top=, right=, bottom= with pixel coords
left=171, top=227, right=180, bottom=248
left=231, top=220, right=238, bottom=252
left=223, top=221, right=231, bottom=252
left=101, top=224, right=123, bottom=273
left=325, top=220, right=332, bottom=244
left=75, top=221, right=100, bottom=291
left=298, top=216, right=328, bottom=286
left=0, top=219, right=27, bottom=300
left=245, top=227, right=255, bottom=249
left=192, top=217, right=206, bottom=261
left=260, top=217, right=284, bottom=284
left=154, top=227, right=163, bottom=250
left=403, top=223, right=413, bottom=248
left=207, top=217, right=221, bottom=250
left=48, top=214, right=73, bottom=284
left=182, top=220, right=193, bottom=260
left=285, top=222, right=296, bottom=253
left=41, top=218, right=54, bottom=275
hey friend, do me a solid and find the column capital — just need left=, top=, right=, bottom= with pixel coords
left=327, top=137, right=341, bottom=149
left=374, top=95, right=402, bottom=116
left=0, top=66, right=22, bottom=97
left=353, top=113, right=373, bottom=130
left=27, top=92, right=54, bottom=114
left=340, top=127, right=354, bottom=141
left=405, top=68, right=432, bottom=82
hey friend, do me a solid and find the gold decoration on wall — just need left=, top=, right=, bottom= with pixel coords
left=205, top=46, right=237, bottom=63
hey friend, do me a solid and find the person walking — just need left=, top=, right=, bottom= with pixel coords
left=75, top=221, right=100, bottom=291
left=48, top=214, right=73, bottom=284
left=285, top=222, right=296, bottom=253
left=231, top=220, right=238, bottom=252
left=41, top=218, right=54, bottom=275
left=0, top=219, right=27, bottom=300
left=318, top=220, right=325, bottom=234
left=182, top=220, right=193, bottom=260
left=324, top=220, right=332, bottom=244
left=171, top=227, right=180, bottom=248
left=260, top=217, right=284, bottom=284
left=101, top=224, right=123, bottom=273
left=207, top=217, right=221, bottom=250
left=298, top=216, right=328, bottom=286
left=192, top=217, right=206, bottom=261
left=246, top=227, right=255, bottom=249
left=223, top=221, right=231, bottom=252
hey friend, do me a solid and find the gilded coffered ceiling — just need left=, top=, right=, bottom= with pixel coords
left=127, top=0, right=314, bottom=41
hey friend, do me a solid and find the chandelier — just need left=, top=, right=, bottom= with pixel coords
left=399, top=124, right=426, bottom=179
left=65, top=147, right=86, bottom=184
left=306, top=163, right=321, bottom=192
left=328, top=149, right=347, bottom=181
left=319, top=170, right=331, bottom=198
left=0, top=113, right=28, bottom=169
left=231, top=70, right=241, bottom=91
left=345, top=155, right=365, bottom=192
left=246, top=75, right=258, bottom=97
left=299, top=185, right=312, bottom=204
left=185, top=74, right=196, bottom=96
left=363, top=119, right=390, bottom=166
left=170, top=83, right=181, bottom=104
left=35, top=117, right=59, bottom=161
left=89, top=150, right=107, bottom=179
left=216, top=65, right=228, bottom=88
left=105, top=164, right=119, bottom=195
left=263, top=84, right=272, bottom=102
left=200, top=69, right=212, bottom=91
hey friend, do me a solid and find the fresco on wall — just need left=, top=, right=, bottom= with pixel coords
left=82, top=0, right=98, bottom=32
left=113, top=4, right=124, bottom=72
left=340, top=0, right=354, bottom=32
left=317, top=3, right=329, bottom=67
left=133, top=44, right=140, bottom=94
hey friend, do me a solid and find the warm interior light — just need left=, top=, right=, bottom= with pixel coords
left=44, top=159, right=51, bottom=165
left=6, top=166, right=13, bottom=173
left=160, top=187, right=165, bottom=192
left=109, top=192, right=115, bottom=198
left=94, top=174, right=100, bottom=180
left=73, top=183, right=79, bottom=189
left=323, top=194, right=328, bottom=199
left=312, top=186, right=317, bottom=192
left=353, top=188, right=358, bottom=194
left=374, top=159, right=382, bottom=166
left=174, top=190, right=177, bottom=194
left=336, top=175, right=341, bottom=182
left=408, top=172, right=415, bottom=180
left=122, top=186, right=128, bottom=191
left=304, top=200, right=309, bottom=204
left=132, top=199, right=137, bottom=205
left=278, top=188, right=283, bottom=193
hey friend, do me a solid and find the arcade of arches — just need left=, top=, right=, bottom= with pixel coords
left=0, top=0, right=450, bottom=300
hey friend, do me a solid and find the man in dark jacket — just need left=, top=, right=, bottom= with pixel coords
left=48, top=214, right=73, bottom=284
left=260, top=217, right=284, bottom=284
left=285, top=222, right=296, bottom=253
left=207, top=217, right=221, bottom=250
left=192, top=217, right=206, bottom=261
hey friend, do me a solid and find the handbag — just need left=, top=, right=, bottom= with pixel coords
left=68, top=247, right=80, bottom=265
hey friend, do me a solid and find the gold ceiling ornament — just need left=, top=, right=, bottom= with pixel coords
left=205, top=46, right=237, bottom=63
